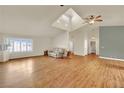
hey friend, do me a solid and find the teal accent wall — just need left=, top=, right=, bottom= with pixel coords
left=99, top=26, right=124, bottom=59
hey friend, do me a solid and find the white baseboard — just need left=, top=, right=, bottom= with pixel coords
left=99, top=56, right=124, bottom=61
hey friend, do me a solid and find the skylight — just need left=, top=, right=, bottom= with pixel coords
left=52, top=8, right=86, bottom=32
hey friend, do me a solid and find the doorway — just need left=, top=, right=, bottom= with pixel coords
left=89, top=40, right=96, bottom=54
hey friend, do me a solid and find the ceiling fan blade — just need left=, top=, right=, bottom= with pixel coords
left=96, top=15, right=102, bottom=19
left=95, top=19, right=103, bottom=22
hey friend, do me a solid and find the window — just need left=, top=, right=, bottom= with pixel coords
left=21, top=41, right=27, bottom=52
left=7, top=38, right=33, bottom=52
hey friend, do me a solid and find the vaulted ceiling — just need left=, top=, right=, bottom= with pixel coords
left=0, top=5, right=124, bottom=37
left=52, top=8, right=85, bottom=32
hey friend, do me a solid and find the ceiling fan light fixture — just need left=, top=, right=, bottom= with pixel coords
left=84, top=15, right=103, bottom=25
left=89, top=20, right=95, bottom=24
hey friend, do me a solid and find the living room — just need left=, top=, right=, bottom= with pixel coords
left=0, top=5, right=124, bottom=88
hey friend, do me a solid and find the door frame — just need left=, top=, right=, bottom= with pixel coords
left=88, top=40, right=96, bottom=54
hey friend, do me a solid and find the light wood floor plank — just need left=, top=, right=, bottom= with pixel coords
left=0, top=54, right=124, bottom=88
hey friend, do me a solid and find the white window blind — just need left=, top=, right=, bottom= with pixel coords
left=6, top=38, right=33, bottom=52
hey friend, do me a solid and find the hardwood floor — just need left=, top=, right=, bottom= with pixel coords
left=1, top=54, right=124, bottom=88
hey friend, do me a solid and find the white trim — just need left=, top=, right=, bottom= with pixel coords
left=99, top=56, right=124, bottom=61
left=89, top=40, right=96, bottom=54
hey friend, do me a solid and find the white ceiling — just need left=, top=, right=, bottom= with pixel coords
left=0, top=5, right=124, bottom=37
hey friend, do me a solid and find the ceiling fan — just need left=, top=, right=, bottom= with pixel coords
left=84, top=15, right=103, bottom=25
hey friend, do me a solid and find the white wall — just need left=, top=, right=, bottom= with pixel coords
left=86, top=25, right=99, bottom=55
left=0, top=25, right=100, bottom=60
left=10, top=37, right=52, bottom=59
left=69, top=25, right=99, bottom=56
left=2, top=34, right=52, bottom=59
left=0, top=33, right=10, bottom=62
left=52, top=31, right=69, bottom=50
left=1, top=31, right=71, bottom=60
left=70, top=28, right=86, bottom=56
left=0, top=33, right=4, bottom=44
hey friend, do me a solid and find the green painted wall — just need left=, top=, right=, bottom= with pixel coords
left=99, top=26, right=124, bottom=59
